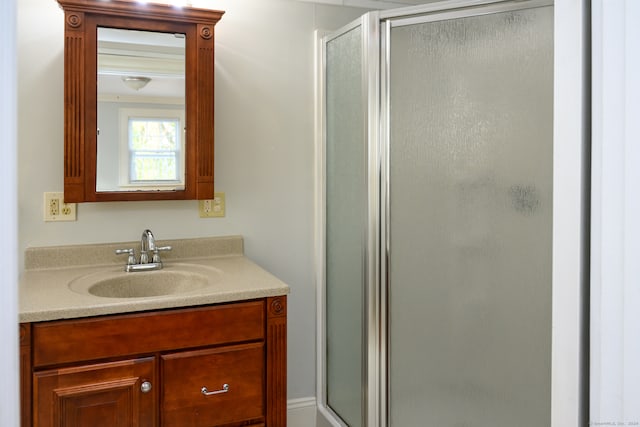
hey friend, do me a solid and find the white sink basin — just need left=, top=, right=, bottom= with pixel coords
left=68, top=263, right=221, bottom=298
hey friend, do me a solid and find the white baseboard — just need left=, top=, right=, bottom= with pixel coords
left=288, top=397, right=317, bottom=427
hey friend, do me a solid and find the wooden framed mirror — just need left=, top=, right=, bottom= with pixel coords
left=56, top=0, right=223, bottom=202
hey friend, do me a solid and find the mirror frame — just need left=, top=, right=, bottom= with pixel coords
left=57, top=0, right=224, bottom=202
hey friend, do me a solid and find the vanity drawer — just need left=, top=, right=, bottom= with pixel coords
left=32, top=301, right=265, bottom=367
left=161, top=342, right=265, bottom=426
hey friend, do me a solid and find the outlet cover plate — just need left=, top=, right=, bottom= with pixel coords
left=199, top=192, right=225, bottom=218
left=44, top=192, right=77, bottom=222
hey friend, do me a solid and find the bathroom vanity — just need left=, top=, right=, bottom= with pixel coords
left=19, top=236, right=289, bottom=427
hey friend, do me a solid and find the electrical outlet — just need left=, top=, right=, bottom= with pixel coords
left=49, top=198, right=59, bottom=216
left=44, top=192, right=77, bottom=222
left=199, top=192, right=225, bottom=218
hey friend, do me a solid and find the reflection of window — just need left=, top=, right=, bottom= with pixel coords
left=119, top=108, right=185, bottom=190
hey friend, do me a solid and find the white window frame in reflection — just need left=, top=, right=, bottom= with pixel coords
left=118, top=107, right=185, bottom=191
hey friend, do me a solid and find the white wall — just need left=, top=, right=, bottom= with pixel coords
left=17, top=0, right=365, bottom=401
left=1, top=0, right=19, bottom=425
left=590, top=0, right=640, bottom=425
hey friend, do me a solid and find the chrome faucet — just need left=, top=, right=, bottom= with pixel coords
left=115, top=229, right=172, bottom=272
left=140, top=229, right=156, bottom=264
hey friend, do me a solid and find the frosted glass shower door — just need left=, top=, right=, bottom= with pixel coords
left=324, top=24, right=365, bottom=427
left=386, top=4, right=553, bottom=427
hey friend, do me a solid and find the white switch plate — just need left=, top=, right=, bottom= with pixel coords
left=199, top=192, right=225, bottom=218
left=44, top=192, right=77, bottom=222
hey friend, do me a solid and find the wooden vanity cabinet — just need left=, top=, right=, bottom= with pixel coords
left=162, top=343, right=264, bottom=426
left=34, top=357, right=157, bottom=427
left=20, top=296, right=287, bottom=427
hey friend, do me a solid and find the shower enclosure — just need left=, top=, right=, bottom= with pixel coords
left=317, top=0, right=565, bottom=426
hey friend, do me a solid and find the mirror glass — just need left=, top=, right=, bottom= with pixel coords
left=96, top=27, right=186, bottom=192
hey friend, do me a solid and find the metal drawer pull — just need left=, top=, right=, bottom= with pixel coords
left=140, top=381, right=152, bottom=393
left=201, top=384, right=229, bottom=396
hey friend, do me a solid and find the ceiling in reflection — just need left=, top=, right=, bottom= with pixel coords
left=97, top=28, right=185, bottom=99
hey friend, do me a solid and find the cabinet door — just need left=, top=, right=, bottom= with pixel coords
left=34, top=357, right=156, bottom=427
left=161, top=342, right=264, bottom=426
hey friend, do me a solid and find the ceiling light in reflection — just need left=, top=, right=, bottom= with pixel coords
left=121, top=76, right=151, bottom=91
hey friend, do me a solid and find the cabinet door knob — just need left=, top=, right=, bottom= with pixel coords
left=201, top=384, right=229, bottom=396
left=140, top=381, right=152, bottom=393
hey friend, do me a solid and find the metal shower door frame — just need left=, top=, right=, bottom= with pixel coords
left=315, top=12, right=381, bottom=427
left=318, top=1, right=587, bottom=426
left=380, top=3, right=554, bottom=426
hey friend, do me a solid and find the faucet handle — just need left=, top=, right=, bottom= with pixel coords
left=152, top=245, right=172, bottom=263
left=152, top=246, right=172, bottom=263
left=115, top=248, right=136, bottom=265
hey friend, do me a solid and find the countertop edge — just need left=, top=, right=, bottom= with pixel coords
left=19, top=287, right=290, bottom=323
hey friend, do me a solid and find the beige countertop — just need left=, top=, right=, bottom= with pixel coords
left=19, top=236, right=290, bottom=323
